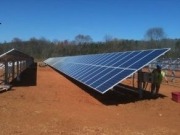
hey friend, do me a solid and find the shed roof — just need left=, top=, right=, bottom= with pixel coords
left=0, top=48, right=33, bottom=62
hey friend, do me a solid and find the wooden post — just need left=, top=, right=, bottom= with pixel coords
left=12, top=61, right=15, bottom=80
left=4, top=61, right=8, bottom=84
left=19, top=61, right=22, bottom=72
left=137, top=70, right=143, bottom=98
left=16, top=61, right=20, bottom=81
left=17, top=61, right=19, bottom=75
left=132, top=73, right=135, bottom=88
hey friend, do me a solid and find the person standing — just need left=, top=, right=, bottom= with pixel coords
left=161, top=70, right=168, bottom=83
left=171, top=70, right=175, bottom=82
left=151, top=65, right=163, bottom=96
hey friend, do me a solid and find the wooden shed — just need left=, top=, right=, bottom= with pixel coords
left=0, top=48, right=34, bottom=90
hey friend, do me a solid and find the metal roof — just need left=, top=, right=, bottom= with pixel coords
left=0, top=48, right=33, bottom=62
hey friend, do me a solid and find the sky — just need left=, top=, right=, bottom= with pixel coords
left=0, top=0, right=180, bottom=42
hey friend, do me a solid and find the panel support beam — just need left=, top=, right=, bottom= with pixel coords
left=137, top=70, right=143, bottom=98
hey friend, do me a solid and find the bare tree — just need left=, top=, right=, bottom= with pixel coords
left=145, top=27, right=166, bottom=41
left=74, top=34, right=93, bottom=45
left=104, top=34, right=113, bottom=42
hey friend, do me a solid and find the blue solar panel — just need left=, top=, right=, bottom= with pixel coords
left=44, top=48, right=170, bottom=94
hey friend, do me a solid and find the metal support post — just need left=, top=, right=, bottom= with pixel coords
left=137, top=70, right=143, bottom=98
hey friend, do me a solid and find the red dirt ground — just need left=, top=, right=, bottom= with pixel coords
left=0, top=65, right=180, bottom=135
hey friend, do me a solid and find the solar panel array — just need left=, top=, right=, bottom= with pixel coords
left=44, top=48, right=170, bottom=94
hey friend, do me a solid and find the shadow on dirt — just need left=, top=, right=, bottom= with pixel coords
left=11, top=63, right=37, bottom=87
left=53, top=68, right=166, bottom=105
left=73, top=82, right=166, bottom=105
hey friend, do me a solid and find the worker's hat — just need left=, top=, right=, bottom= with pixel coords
left=157, top=64, right=162, bottom=69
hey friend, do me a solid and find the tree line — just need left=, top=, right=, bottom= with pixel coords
left=0, top=28, right=179, bottom=61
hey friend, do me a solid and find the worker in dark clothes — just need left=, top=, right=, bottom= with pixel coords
left=151, top=65, right=163, bottom=96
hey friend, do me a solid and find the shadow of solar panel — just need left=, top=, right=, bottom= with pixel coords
left=44, top=48, right=170, bottom=94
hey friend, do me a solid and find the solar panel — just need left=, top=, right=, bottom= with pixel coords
left=44, top=48, right=170, bottom=94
